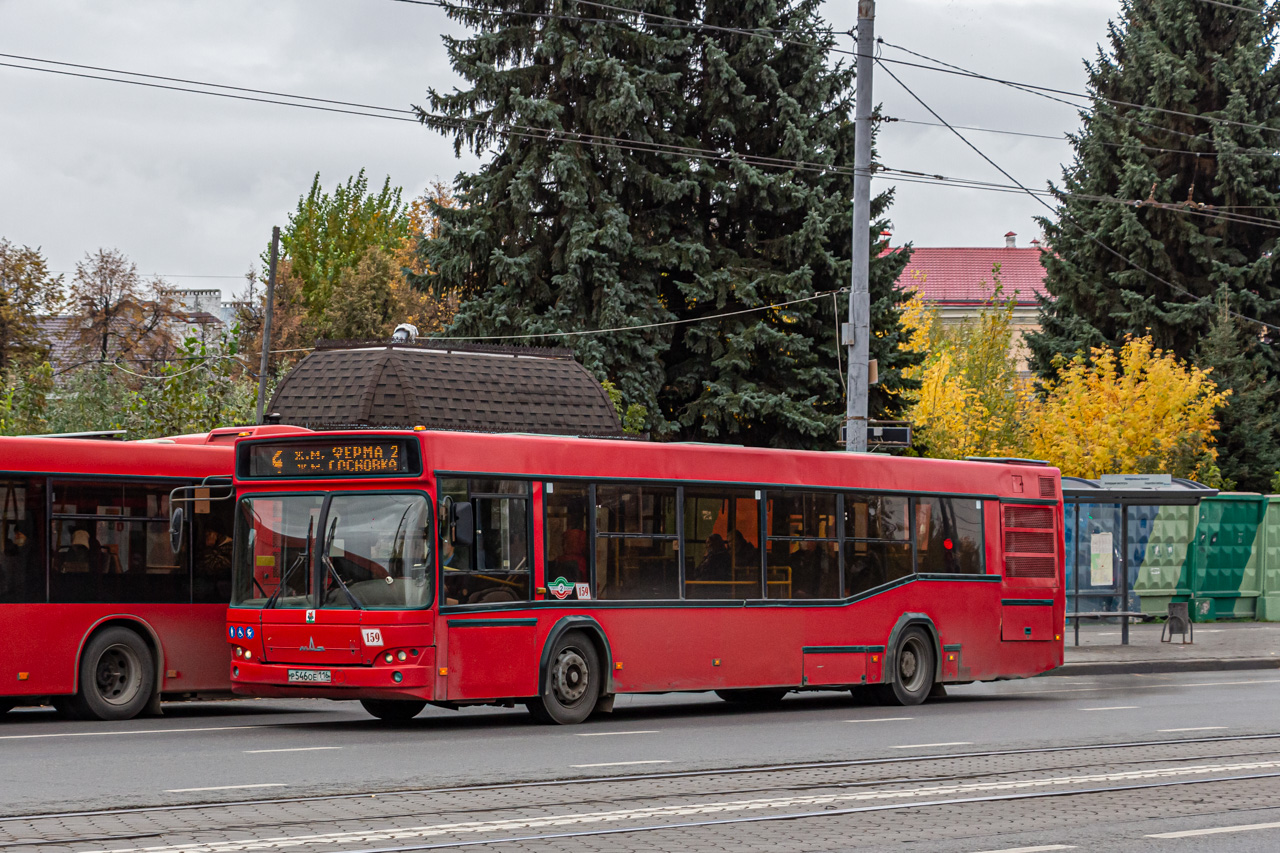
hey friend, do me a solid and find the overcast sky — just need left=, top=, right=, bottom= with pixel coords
left=0, top=0, right=1117, bottom=300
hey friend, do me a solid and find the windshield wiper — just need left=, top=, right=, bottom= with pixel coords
left=266, top=515, right=313, bottom=609
left=321, top=515, right=363, bottom=610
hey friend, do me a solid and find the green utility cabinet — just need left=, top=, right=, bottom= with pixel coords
left=1259, top=497, right=1280, bottom=621
left=1131, top=503, right=1197, bottom=617
left=1190, top=494, right=1268, bottom=621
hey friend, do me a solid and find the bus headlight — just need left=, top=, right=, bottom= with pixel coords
left=385, top=652, right=394, bottom=663
left=397, top=650, right=407, bottom=662
left=392, top=671, right=403, bottom=683
left=244, top=650, right=252, bottom=661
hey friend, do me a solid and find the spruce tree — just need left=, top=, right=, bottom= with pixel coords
left=657, top=0, right=911, bottom=447
left=418, top=1, right=698, bottom=421
left=1197, top=288, right=1280, bottom=491
left=419, top=0, right=913, bottom=446
left=1029, top=0, right=1280, bottom=487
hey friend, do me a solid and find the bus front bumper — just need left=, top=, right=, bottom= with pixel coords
left=230, top=659, right=433, bottom=700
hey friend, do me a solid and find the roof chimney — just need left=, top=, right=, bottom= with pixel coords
left=1004, top=231, right=1017, bottom=249
left=1030, top=238, right=1042, bottom=249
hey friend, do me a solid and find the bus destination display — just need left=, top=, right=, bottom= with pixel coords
left=246, top=441, right=415, bottom=477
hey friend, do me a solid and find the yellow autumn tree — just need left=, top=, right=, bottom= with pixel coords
left=392, top=181, right=458, bottom=334
left=1026, top=336, right=1228, bottom=480
left=900, top=271, right=1033, bottom=459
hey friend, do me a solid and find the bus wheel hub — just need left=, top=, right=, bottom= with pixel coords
left=552, top=650, right=589, bottom=704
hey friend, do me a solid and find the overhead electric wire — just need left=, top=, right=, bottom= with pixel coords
left=1192, top=0, right=1266, bottom=13
left=876, top=39, right=1280, bottom=140
left=7, top=52, right=1270, bottom=248
left=876, top=57, right=1280, bottom=334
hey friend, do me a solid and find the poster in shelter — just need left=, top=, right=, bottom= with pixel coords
left=1090, top=532, right=1114, bottom=586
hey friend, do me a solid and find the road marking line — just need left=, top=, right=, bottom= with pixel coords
left=1147, top=820, right=1280, bottom=839
left=570, top=760, right=672, bottom=768
left=95, top=759, right=1280, bottom=853
left=575, top=730, right=660, bottom=737
left=845, top=717, right=914, bottom=723
left=244, top=746, right=344, bottom=754
left=1079, top=706, right=1138, bottom=711
left=0, top=725, right=270, bottom=741
left=889, top=741, right=972, bottom=749
left=164, top=783, right=287, bottom=793
left=969, top=846, right=1076, bottom=853
left=1008, top=678, right=1280, bottom=697
left=1158, top=727, right=1228, bottom=733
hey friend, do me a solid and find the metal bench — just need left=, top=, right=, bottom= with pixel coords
left=1066, top=610, right=1153, bottom=646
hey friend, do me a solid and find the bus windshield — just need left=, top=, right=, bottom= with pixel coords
left=232, top=493, right=434, bottom=610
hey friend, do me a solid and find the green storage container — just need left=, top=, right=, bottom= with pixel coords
left=1190, top=494, right=1268, bottom=621
left=1258, top=497, right=1280, bottom=621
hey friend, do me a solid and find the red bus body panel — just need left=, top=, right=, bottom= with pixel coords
left=0, top=432, right=295, bottom=702
left=230, top=431, right=1065, bottom=704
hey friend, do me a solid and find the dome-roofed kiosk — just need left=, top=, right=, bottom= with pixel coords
left=265, top=339, right=626, bottom=437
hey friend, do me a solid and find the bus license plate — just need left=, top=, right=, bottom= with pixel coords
left=287, top=669, right=332, bottom=683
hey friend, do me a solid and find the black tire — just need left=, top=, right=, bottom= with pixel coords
left=360, top=698, right=427, bottom=721
left=715, top=688, right=788, bottom=706
left=876, top=626, right=935, bottom=707
left=71, top=627, right=156, bottom=721
left=526, top=631, right=600, bottom=725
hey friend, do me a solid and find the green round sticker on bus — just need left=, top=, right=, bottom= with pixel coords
left=547, top=577, right=574, bottom=600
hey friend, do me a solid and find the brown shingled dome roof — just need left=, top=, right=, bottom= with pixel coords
left=267, top=341, right=625, bottom=436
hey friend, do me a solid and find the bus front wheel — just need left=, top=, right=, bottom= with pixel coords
left=526, top=631, right=600, bottom=725
left=360, top=699, right=427, bottom=721
left=70, top=627, right=156, bottom=721
left=876, top=627, right=935, bottom=707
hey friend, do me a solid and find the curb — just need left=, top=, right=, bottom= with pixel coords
left=1049, top=657, right=1280, bottom=677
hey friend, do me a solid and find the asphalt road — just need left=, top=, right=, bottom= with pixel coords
left=4, top=671, right=1280, bottom=851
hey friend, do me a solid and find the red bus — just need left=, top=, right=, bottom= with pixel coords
left=226, top=430, right=1064, bottom=723
left=0, top=427, right=299, bottom=721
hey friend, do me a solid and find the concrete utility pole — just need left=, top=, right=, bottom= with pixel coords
left=255, top=226, right=280, bottom=425
left=844, top=0, right=875, bottom=452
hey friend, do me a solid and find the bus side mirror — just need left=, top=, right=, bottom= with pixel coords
left=452, top=502, right=474, bottom=547
left=170, top=506, right=186, bottom=554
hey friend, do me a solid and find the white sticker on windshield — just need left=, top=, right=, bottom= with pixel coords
left=575, top=583, right=591, bottom=600
left=362, top=629, right=384, bottom=647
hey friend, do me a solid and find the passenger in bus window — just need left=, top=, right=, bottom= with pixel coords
left=694, top=534, right=730, bottom=580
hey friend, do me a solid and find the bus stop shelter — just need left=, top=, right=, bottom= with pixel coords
left=1063, top=474, right=1218, bottom=645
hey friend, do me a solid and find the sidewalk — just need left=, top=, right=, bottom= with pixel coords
left=1052, top=620, right=1280, bottom=676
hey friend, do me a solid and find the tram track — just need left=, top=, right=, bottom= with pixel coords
left=6, top=729, right=1280, bottom=824
left=5, top=733, right=1280, bottom=852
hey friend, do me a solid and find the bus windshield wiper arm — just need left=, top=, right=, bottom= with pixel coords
left=322, top=516, right=363, bottom=610
left=267, top=515, right=313, bottom=609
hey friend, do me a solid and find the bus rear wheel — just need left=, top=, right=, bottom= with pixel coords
left=715, top=688, right=788, bottom=706
left=360, top=699, right=427, bottom=721
left=526, top=631, right=599, bottom=725
left=70, top=627, right=156, bottom=721
left=876, top=627, right=935, bottom=707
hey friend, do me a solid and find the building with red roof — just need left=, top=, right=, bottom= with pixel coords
left=892, top=232, right=1051, bottom=370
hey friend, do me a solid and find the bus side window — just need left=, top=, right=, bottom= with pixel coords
left=544, top=482, right=590, bottom=599
left=915, top=497, right=984, bottom=574
left=844, top=494, right=911, bottom=596
left=0, top=477, right=46, bottom=603
left=50, top=481, right=189, bottom=604
left=594, top=484, right=678, bottom=601
left=683, top=486, right=761, bottom=600
left=764, top=491, right=839, bottom=599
